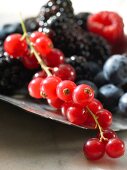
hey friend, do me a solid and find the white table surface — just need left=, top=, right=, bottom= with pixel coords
left=0, top=0, right=127, bottom=169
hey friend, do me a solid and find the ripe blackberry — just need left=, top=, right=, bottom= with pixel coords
left=66, top=55, right=101, bottom=81
left=74, top=12, right=91, bottom=30
left=38, top=0, right=74, bottom=28
left=0, top=52, right=33, bottom=95
left=47, top=15, right=111, bottom=65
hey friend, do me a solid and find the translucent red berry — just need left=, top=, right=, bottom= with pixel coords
left=52, top=64, right=76, bottom=81
left=33, top=70, right=47, bottom=79
left=40, top=76, right=61, bottom=99
left=106, top=138, right=125, bottom=158
left=44, top=48, right=65, bottom=67
left=73, top=84, right=94, bottom=106
left=83, top=138, right=105, bottom=160
left=28, top=77, right=43, bottom=99
left=87, top=99, right=103, bottom=114
left=47, top=98, right=64, bottom=109
left=56, top=80, right=76, bottom=102
left=4, top=34, right=28, bottom=58
left=61, top=101, right=74, bottom=117
left=30, top=31, right=47, bottom=43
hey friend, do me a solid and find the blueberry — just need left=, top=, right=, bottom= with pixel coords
left=118, top=93, right=127, bottom=116
left=94, top=71, right=109, bottom=88
left=76, top=80, right=98, bottom=97
left=103, top=54, right=127, bottom=85
left=98, top=84, right=124, bottom=110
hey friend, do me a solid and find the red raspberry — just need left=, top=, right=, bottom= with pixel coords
left=87, top=11, right=124, bottom=44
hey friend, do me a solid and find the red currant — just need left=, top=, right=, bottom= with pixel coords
left=96, top=109, right=112, bottom=129
left=30, top=31, right=47, bottom=43
left=44, top=48, right=65, bottom=67
left=4, top=34, right=28, bottom=58
left=22, top=52, right=39, bottom=69
left=52, top=64, right=76, bottom=81
left=83, top=138, right=105, bottom=160
left=61, top=101, right=74, bottom=117
left=40, top=76, right=61, bottom=99
left=87, top=99, right=103, bottom=114
left=28, top=77, right=43, bottom=99
left=73, top=84, right=94, bottom=106
left=47, top=98, right=64, bottom=109
left=67, top=105, right=87, bottom=125
left=56, top=80, right=76, bottom=102
left=106, top=138, right=125, bottom=158
left=33, top=70, right=47, bottom=79
left=34, top=36, right=53, bottom=57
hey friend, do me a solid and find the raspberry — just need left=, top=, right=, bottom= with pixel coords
left=87, top=11, right=124, bottom=44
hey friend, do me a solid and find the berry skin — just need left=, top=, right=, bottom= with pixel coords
left=4, top=34, right=28, bottom=58
left=103, top=54, right=127, bottom=85
left=44, top=48, right=65, bottom=67
left=56, top=80, right=76, bottom=102
left=47, top=98, right=64, bottom=109
left=96, top=109, right=112, bottom=129
left=30, top=31, right=47, bottom=43
left=61, top=101, right=74, bottom=117
left=66, top=105, right=87, bottom=125
left=33, top=70, right=47, bottom=79
left=40, top=76, right=61, bottom=99
left=28, top=77, right=43, bottom=99
left=97, top=129, right=117, bottom=144
left=34, top=36, right=53, bottom=57
left=98, top=84, right=124, bottom=110
left=118, top=93, right=127, bottom=116
left=83, top=138, right=105, bottom=160
left=73, top=84, right=94, bottom=106
left=106, top=138, right=125, bottom=158
left=94, top=71, right=109, bottom=88
left=87, top=11, right=124, bottom=44
left=22, top=52, right=39, bottom=69
left=53, top=64, right=76, bottom=81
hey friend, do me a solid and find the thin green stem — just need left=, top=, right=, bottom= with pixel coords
left=86, top=106, right=108, bottom=142
left=20, top=15, right=52, bottom=77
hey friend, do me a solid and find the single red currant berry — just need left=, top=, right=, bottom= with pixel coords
left=30, top=31, right=47, bottom=43
left=67, top=105, right=87, bottom=125
left=56, top=80, right=76, bottom=102
left=40, top=76, right=61, bottom=99
left=61, top=101, right=74, bottom=117
left=44, top=48, right=65, bottom=67
left=52, top=64, right=76, bottom=81
left=34, top=36, right=53, bottom=57
left=97, top=129, right=117, bottom=144
left=73, top=84, right=94, bottom=106
left=83, top=138, right=105, bottom=160
left=33, top=70, right=47, bottom=79
left=4, top=34, right=28, bottom=58
left=106, top=138, right=125, bottom=158
left=96, top=109, right=112, bottom=129
left=22, top=52, right=39, bottom=69
left=47, top=98, right=64, bottom=109
left=87, top=99, right=103, bottom=114
left=28, top=77, right=43, bottom=99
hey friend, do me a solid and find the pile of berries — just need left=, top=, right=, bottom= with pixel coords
left=0, top=0, right=126, bottom=161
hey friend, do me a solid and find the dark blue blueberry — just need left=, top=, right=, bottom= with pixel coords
left=118, top=93, right=127, bottom=116
left=103, top=54, right=127, bottom=85
left=76, top=80, right=98, bottom=97
left=98, top=84, right=124, bottom=110
left=94, top=71, right=109, bottom=88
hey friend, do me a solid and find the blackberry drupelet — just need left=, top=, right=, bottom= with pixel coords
left=38, top=0, right=74, bottom=28
left=66, top=55, right=101, bottom=81
left=0, top=52, right=33, bottom=95
left=45, top=15, right=111, bottom=65
left=75, top=12, right=91, bottom=30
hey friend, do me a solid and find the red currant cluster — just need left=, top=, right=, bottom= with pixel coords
left=3, top=19, right=125, bottom=161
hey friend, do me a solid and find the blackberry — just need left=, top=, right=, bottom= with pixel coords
left=45, top=15, right=111, bottom=65
left=24, top=17, right=39, bottom=32
left=37, top=0, right=74, bottom=28
left=75, top=12, right=91, bottom=30
left=66, top=55, right=101, bottom=81
left=0, top=52, right=33, bottom=95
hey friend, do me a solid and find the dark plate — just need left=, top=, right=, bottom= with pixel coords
left=0, top=92, right=127, bottom=131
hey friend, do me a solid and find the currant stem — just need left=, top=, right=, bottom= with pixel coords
left=20, top=15, right=52, bottom=77
left=86, top=106, right=108, bottom=142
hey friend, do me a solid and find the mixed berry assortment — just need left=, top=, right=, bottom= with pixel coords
left=0, top=0, right=127, bottom=161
